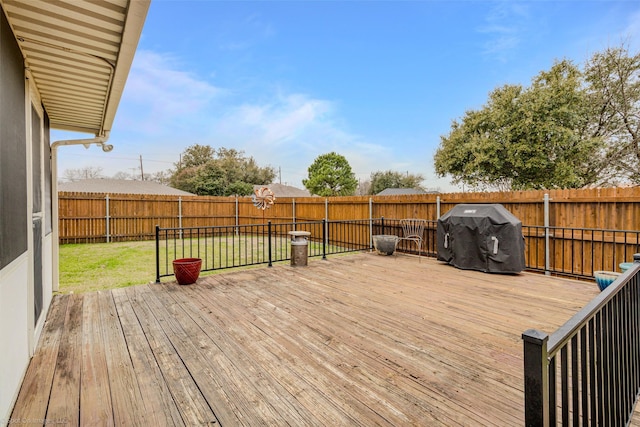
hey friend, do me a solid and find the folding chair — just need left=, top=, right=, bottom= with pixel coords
left=398, top=218, right=427, bottom=261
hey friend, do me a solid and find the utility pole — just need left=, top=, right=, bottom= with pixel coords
left=139, top=155, right=144, bottom=181
left=279, top=166, right=282, bottom=184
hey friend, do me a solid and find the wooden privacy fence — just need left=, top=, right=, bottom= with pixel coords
left=59, top=187, right=640, bottom=243
left=58, top=187, right=640, bottom=277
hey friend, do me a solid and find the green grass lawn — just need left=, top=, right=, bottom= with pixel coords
left=59, top=241, right=161, bottom=294
left=59, top=238, right=348, bottom=294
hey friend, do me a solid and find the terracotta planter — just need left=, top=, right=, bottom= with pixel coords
left=172, top=258, right=202, bottom=285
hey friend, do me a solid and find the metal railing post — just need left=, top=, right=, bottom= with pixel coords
left=544, top=193, right=550, bottom=275
left=324, top=198, right=329, bottom=249
left=322, top=219, right=327, bottom=260
left=155, top=225, right=161, bottom=283
left=268, top=221, right=273, bottom=267
left=369, top=197, right=373, bottom=249
left=381, top=216, right=385, bottom=235
left=522, top=329, right=550, bottom=427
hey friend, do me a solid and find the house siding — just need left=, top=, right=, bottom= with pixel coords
left=0, top=6, right=50, bottom=423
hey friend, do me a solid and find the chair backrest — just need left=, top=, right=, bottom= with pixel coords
left=400, top=218, right=426, bottom=239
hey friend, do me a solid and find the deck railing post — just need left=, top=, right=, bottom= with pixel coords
left=544, top=193, right=551, bottom=276
left=155, top=225, right=161, bottom=283
left=523, top=329, right=550, bottom=427
left=322, top=219, right=327, bottom=260
left=268, top=221, right=273, bottom=267
left=381, top=216, right=385, bottom=235
left=324, top=199, right=329, bottom=252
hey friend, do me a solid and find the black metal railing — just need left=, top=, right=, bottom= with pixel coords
left=156, top=217, right=640, bottom=282
left=523, top=225, right=640, bottom=280
left=522, top=260, right=640, bottom=426
left=155, top=219, right=372, bottom=282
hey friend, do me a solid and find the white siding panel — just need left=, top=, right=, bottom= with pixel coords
left=0, top=255, right=30, bottom=423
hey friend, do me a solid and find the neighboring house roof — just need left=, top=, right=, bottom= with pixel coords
left=253, top=183, right=312, bottom=198
left=377, top=188, right=428, bottom=196
left=59, top=179, right=195, bottom=196
left=2, top=0, right=150, bottom=135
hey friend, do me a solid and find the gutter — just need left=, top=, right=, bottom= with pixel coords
left=50, top=134, right=112, bottom=291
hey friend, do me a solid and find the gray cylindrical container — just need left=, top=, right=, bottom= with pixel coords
left=289, top=231, right=311, bottom=266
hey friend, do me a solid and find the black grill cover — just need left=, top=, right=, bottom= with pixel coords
left=437, top=204, right=525, bottom=273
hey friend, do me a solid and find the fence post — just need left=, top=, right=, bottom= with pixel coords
left=293, top=199, right=296, bottom=228
left=544, top=193, right=550, bottom=276
left=436, top=196, right=441, bottom=220
left=369, top=197, right=373, bottom=249
left=105, top=194, right=110, bottom=243
left=235, top=196, right=239, bottom=235
left=155, top=225, right=161, bottom=283
left=322, top=219, right=327, bottom=260
left=178, top=197, right=183, bottom=239
left=268, top=221, right=273, bottom=267
left=522, top=329, right=550, bottom=427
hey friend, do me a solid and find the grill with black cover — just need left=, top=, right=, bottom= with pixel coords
left=437, top=203, right=525, bottom=273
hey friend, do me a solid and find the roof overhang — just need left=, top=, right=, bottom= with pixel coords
left=0, top=0, right=150, bottom=136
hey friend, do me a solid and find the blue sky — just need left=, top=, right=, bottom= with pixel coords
left=53, top=0, right=640, bottom=192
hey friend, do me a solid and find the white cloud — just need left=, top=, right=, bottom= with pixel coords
left=119, top=50, right=223, bottom=133
left=478, top=2, right=530, bottom=61
left=621, top=9, right=640, bottom=50
left=226, top=94, right=334, bottom=146
left=94, top=49, right=446, bottom=189
left=190, top=91, right=411, bottom=187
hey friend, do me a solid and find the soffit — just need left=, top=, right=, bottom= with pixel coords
left=1, top=0, right=149, bottom=135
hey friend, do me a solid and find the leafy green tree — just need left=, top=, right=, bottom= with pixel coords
left=368, top=170, right=425, bottom=195
left=170, top=145, right=275, bottom=196
left=178, top=144, right=214, bottom=169
left=303, top=152, right=358, bottom=196
left=435, top=60, right=602, bottom=190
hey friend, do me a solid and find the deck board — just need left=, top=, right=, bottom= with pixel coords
left=11, top=253, right=623, bottom=425
left=10, top=294, right=69, bottom=422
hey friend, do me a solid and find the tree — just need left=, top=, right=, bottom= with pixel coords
left=112, top=171, right=135, bottom=180
left=584, top=44, right=640, bottom=184
left=147, top=170, right=173, bottom=185
left=357, top=179, right=371, bottom=196
left=303, top=152, right=358, bottom=196
left=177, top=144, right=214, bottom=169
left=62, top=166, right=104, bottom=182
left=368, top=170, right=425, bottom=195
left=170, top=145, right=275, bottom=196
left=435, top=60, right=602, bottom=190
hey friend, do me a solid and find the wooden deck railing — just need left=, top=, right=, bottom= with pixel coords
left=522, top=259, right=640, bottom=426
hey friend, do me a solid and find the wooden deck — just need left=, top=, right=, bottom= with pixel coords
left=11, top=252, right=609, bottom=425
